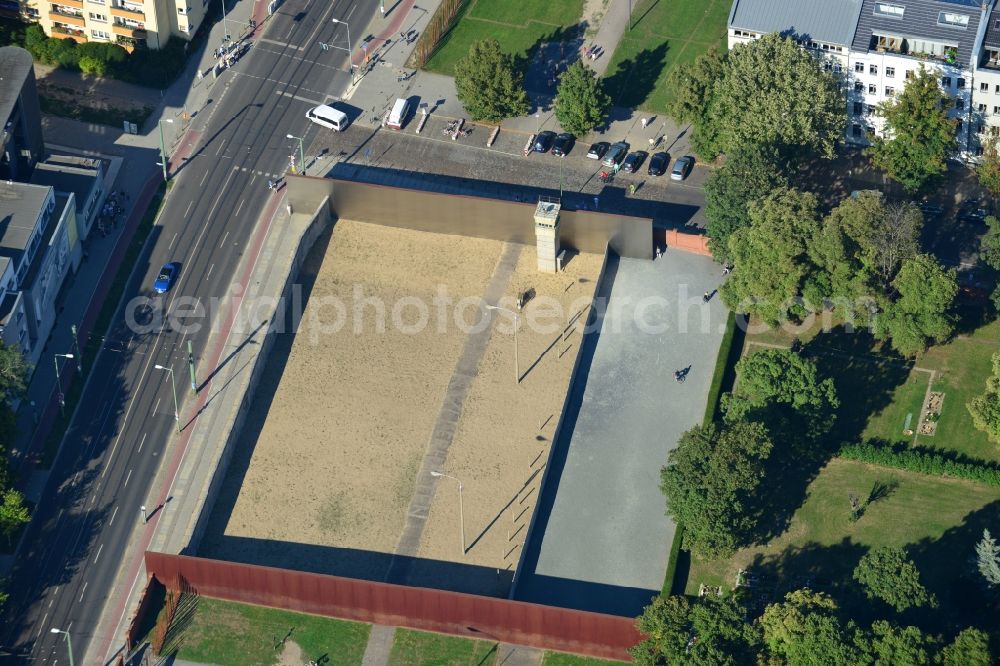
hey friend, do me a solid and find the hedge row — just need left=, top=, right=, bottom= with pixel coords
left=839, top=441, right=1000, bottom=487
left=408, top=0, right=465, bottom=69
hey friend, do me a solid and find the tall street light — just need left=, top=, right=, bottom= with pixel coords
left=50, top=628, right=74, bottom=666
left=485, top=304, right=519, bottom=384
left=157, top=118, right=174, bottom=182
left=331, top=18, right=358, bottom=84
left=430, top=471, right=465, bottom=555
left=286, top=134, right=305, bottom=175
left=154, top=364, right=180, bottom=431
left=220, top=0, right=231, bottom=42
left=53, top=353, right=74, bottom=417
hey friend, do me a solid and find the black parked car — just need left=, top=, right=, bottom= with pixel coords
left=959, top=198, right=990, bottom=222
left=552, top=133, right=575, bottom=157
left=587, top=141, right=610, bottom=160
left=647, top=152, right=669, bottom=176
left=622, top=151, right=647, bottom=173
left=534, top=131, right=556, bottom=153
left=602, top=141, right=629, bottom=167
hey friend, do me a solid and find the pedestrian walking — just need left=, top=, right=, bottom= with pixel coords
left=703, top=291, right=710, bottom=303
left=628, top=183, right=636, bottom=196
left=655, top=246, right=662, bottom=259
left=640, top=117, right=648, bottom=129
left=593, top=196, right=599, bottom=209
left=722, top=265, right=730, bottom=275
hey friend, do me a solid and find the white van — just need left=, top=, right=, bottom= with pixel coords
left=386, top=98, right=410, bottom=130
left=305, top=104, right=349, bottom=131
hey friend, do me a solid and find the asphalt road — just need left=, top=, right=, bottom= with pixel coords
left=0, top=0, right=374, bottom=662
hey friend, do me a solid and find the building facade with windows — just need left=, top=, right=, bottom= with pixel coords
left=971, top=5, right=1000, bottom=156
left=20, top=0, right=209, bottom=50
left=0, top=182, right=81, bottom=369
left=0, top=47, right=44, bottom=182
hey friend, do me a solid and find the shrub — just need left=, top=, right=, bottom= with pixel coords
left=78, top=55, right=106, bottom=76
left=839, top=441, right=1000, bottom=486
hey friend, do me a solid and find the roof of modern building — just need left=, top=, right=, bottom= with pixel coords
left=983, top=5, right=1000, bottom=49
left=30, top=156, right=102, bottom=215
left=0, top=47, right=34, bottom=129
left=20, top=192, right=70, bottom=290
left=729, top=0, right=865, bottom=46
left=0, top=181, right=52, bottom=280
left=852, top=0, right=989, bottom=65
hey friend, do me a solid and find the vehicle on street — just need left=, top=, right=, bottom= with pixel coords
left=647, top=152, right=669, bottom=176
left=917, top=201, right=944, bottom=218
left=153, top=263, right=178, bottom=294
left=622, top=151, right=646, bottom=173
left=587, top=142, right=610, bottom=160
left=306, top=104, right=350, bottom=131
left=671, top=155, right=694, bottom=181
left=534, top=131, right=557, bottom=153
left=602, top=141, right=629, bottom=167
left=959, top=198, right=990, bottom=222
left=386, top=98, right=411, bottom=130
left=552, top=133, right=575, bottom=157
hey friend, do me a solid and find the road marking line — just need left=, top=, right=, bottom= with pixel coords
left=200, top=169, right=210, bottom=186
left=154, top=397, right=161, bottom=414
left=109, top=505, right=118, bottom=525
left=258, top=37, right=305, bottom=50
left=123, top=469, right=132, bottom=488
left=345, top=3, right=355, bottom=19
left=48, top=598, right=53, bottom=608
left=215, top=139, right=227, bottom=156
left=138, top=432, right=147, bottom=453
left=94, top=543, right=103, bottom=564
left=235, top=198, right=245, bottom=217
left=276, top=90, right=322, bottom=105
left=220, top=230, right=229, bottom=248
left=91, top=493, right=96, bottom=505
left=170, top=231, right=179, bottom=249
left=40, top=612, right=47, bottom=628
left=184, top=200, right=194, bottom=217
left=207, top=263, right=214, bottom=278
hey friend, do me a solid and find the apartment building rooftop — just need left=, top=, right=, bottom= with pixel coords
left=729, top=0, right=865, bottom=45
left=30, top=155, right=102, bottom=213
left=0, top=47, right=33, bottom=127
left=0, top=181, right=50, bottom=279
left=852, top=0, right=988, bottom=65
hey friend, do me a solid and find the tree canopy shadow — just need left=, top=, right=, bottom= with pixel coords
left=601, top=42, right=669, bottom=110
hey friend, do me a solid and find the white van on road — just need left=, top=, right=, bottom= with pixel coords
left=386, top=98, right=411, bottom=130
left=306, top=104, right=350, bottom=131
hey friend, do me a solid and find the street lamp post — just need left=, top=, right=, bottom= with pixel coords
left=157, top=118, right=175, bottom=182
left=485, top=305, right=519, bottom=384
left=53, top=353, right=74, bottom=417
left=286, top=134, right=305, bottom=175
left=49, top=628, right=74, bottom=666
left=331, top=18, right=358, bottom=84
left=220, top=0, right=231, bottom=42
left=430, top=471, right=465, bottom=555
left=154, top=364, right=180, bottom=431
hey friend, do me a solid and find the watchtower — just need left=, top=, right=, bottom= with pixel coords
left=533, top=197, right=561, bottom=273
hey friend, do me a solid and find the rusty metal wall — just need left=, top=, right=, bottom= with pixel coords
left=665, top=229, right=711, bottom=256
left=145, top=552, right=640, bottom=661
left=284, top=176, right=652, bottom=260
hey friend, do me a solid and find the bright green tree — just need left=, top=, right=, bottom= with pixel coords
left=874, top=254, right=957, bottom=356
left=721, top=188, right=821, bottom=326
left=835, top=195, right=922, bottom=289
left=968, top=355, right=1000, bottom=444
left=553, top=61, right=610, bottom=137
left=982, top=216, right=1000, bottom=269
left=722, top=349, right=839, bottom=428
left=453, top=39, right=530, bottom=123
left=704, top=145, right=787, bottom=262
left=632, top=594, right=760, bottom=665
left=974, top=528, right=1000, bottom=590
left=664, top=48, right=728, bottom=159
left=659, top=421, right=772, bottom=557
left=868, top=621, right=936, bottom=666
left=0, top=489, right=29, bottom=547
left=712, top=33, right=845, bottom=160
left=976, top=137, right=1000, bottom=199
left=867, top=66, right=957, bottom=193
left=759, top=589, right=867, bottom=666
left=853, top=547, right=937, bottom=612
left=939, top=628, right=993, bottom=666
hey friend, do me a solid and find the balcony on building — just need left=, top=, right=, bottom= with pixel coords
left=112, top=18, right=145, bottom=38
left=51, top=23, right=87, bottom=42
left=49, top=4, right=85, bottom=26
left=110, top=1, right=144, bottom=19
left=982, top=47, right=1000, bottom=71
left=869, top=32, right=959, bottom=66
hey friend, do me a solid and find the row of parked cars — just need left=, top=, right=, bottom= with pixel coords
left=532, top=131, right=694, bottom=181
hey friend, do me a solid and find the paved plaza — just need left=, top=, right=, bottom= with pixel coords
left=514, top=248, right=727, bottom=616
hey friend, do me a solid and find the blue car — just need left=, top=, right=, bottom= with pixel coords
left=153, top=263, right=178, bottom=294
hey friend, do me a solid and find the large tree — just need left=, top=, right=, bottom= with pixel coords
left=721, top=187, right=822, bottom=326
left=976, top=137, right=1000, bottom=200
left=838, top=196, right=922, bottom=289
left=453, top=39, right=530, bottom=123
left=868, top=621, right=936, bottom=666
left=711, top=33, right=845, bottom=161
left=664, top=48, right=728, bottom=159
left=867, top=66, right=958, bottom=193
left=632, top=594, right=760, bottom=665
left=722, top=349, right=839, bottom=430
left=0, top=489, right=29, bottom=547
left=704, top=145, right=788, bottom=262
left=874, top=254, right=957, bottom=356
left=659, top=421, right=773, bottom=557
left=759, top=589, right=867, bottom=666
left=974, top=528, right=1000, bottom=591
left=939, top=628, right=994, bottom=666
left=853, top=547, right=937, bottom=612
left=968, top=354, right=1000, bottom=444
left=981, top=216, right=1000, bottom=310
left=553, top=61, right=610, bottom=137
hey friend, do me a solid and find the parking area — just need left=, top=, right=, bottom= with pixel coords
left=513, top=248, right=728, bottom=617
left=306, top=118, right=708, bottom=229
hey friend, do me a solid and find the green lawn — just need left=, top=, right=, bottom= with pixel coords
left=684, top=459, right=1000, bottom=623
left=389, top=629, right=497, bottom=665
left=601, top=0, right=729, bottom=111
left=543, top=652, right=627, bottom=665
left=165, top=597, right=370, bottom=666
left=423, top=0, right=585, bottom=76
